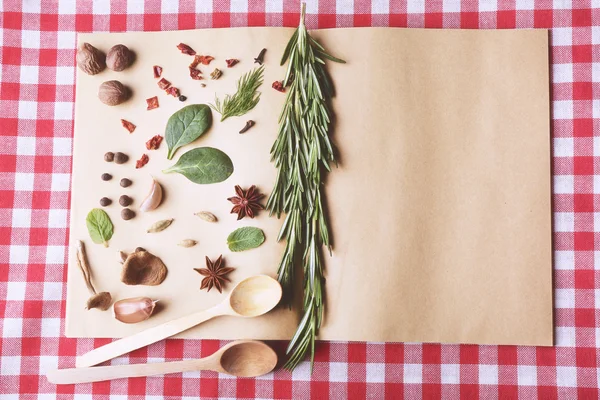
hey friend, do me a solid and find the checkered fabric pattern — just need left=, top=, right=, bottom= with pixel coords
left=0, top=0, right=598, bottom=398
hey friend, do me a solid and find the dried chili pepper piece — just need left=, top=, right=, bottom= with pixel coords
left=189, top=67, right=203, bottom=80
left=225, top=59, right=239, bottom=68
left=157, top=78, right=171, bottom=90
left=198, top=55, right=214, bottom=65
left=135, top=154, right=149, bottom=169
left=177, top=43, right=196, bottom=55
left=272, top=81, right=285, bottom=92
left=145, top=135, right=163, bottom=150
left=166, top=87, right=180, bottom=97
left=153, top=65, right=163, bottom=78
left=121, top=119, right=136, bottom=133
left=189, top=56, right=200, bottom=69
left=146, top=96, right=159, bottom=110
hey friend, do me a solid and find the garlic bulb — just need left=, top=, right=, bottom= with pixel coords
left=140, top=178, right=163, bottom=212
left=113, top=297, right=157, bottom=324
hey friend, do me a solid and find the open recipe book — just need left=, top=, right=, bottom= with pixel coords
left=67, top=27, right=552, bottom=347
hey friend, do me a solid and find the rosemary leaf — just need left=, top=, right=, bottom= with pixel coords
left=267, top=2, right=345, bottom=372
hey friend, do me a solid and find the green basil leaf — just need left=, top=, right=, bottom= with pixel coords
left=162, top=147, right=234, bottom=184
left=165, top=104, right=212, bottom=160
left=86, top=208, right=114, bottom=247
left=227, top=227, right=265, bottom=252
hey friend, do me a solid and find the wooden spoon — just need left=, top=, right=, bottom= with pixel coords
left=48, top=340, right=277, bottom=384
left=76, top=275, right=282, bottom=368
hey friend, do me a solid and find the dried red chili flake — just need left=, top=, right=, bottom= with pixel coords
left=135, top=154, right=149, bottom=169
left=157, top=78, right=171, bottom=90
left=166, top=86, right=180, bottom=97
left=153, top=65, right=163, bottom=78
left=145, top=135, right=163, bottom=150
left=120, top=119, right=136, bottom=133
left=225, top=59, right=239, bottom=68
left=189, top=67, right=203, bottom=80
left=198, top=55, right=214, bottom=65
left=272, top=81, right=285, bottom=92
left=189, top=56, right=200, bottom=69
left=146, top=96, right=159, bottom=110
left=177, top=43, right=196, bottom=55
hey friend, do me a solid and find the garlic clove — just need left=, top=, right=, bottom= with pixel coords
left=140, top=178, right=163, bottom=212
left=113, top=297, right=157, bottom=324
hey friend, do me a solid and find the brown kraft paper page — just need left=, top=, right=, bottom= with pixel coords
left=67, top=27, right=552, bottom=346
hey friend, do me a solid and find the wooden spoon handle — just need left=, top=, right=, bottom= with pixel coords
left=48, top=358, right=216, bottom=384
left=76, top=308, right=219, bottom=368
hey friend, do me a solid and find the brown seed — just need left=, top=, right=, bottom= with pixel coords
left=99, top=197, right=112, bottom=207
left=76, top=43, right=106, bottom=75
left=101, top=173, right=112, bottom=181
left=98, top=80, right=130, bottom=106
left=119, top=195, right=132, bottom=207
left=104, top=152, right=115, bottom=162
left=121, top=208, right=135, bottom=220
left=114, top=152, right=128, bottom=164
left=106, top=44, right=133, bottom=72
left=120, top=178, right=132, bottom=188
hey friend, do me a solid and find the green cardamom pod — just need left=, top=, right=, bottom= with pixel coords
left=178, top=239, right=197, bottom=248
left=147, top=219, right=174, bottom=233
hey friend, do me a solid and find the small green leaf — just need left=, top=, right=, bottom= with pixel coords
left=165, top=104, right=212, bottom=160
left=86, top=208, right=113, bottom=247
left=162, top=147, right=234, bottom=184
left=227, top=227, right=265, bottom=252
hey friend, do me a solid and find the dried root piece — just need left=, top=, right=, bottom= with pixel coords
left=121, top=248, right=168, bottom=286
left=76, top=240, right=113, bottom=311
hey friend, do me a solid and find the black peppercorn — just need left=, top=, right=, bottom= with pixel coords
left=114, top=152, right=129, bottom=164
left=120, top=178, right=132, bottom=188
left=119, top=195, right=132, bottom=207
left=99, top=197, right=112, bottom=207
left=101, top=173, right=112, bottom=181
left=121, top=208, right=135, bottom=220
left=104, top=152, right=115, bottom=162
left=179, top=95, right=187, bottom=102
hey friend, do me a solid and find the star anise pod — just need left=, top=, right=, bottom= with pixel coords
left=227, top=185, right=265, bottom=220
left=194, top=255, right=235, bottom=293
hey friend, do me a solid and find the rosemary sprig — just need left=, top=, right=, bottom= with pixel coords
left=210, top=65, right=264, bottom=121
left=267, top=3, right=345, bottom=372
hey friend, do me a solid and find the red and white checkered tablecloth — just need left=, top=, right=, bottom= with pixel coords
left=0, top=0, right=598, bottom=398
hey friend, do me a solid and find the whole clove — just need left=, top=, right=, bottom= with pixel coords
left=239, top=120, right=255, bottom=134
left=254, top=48, right=267, bottom=65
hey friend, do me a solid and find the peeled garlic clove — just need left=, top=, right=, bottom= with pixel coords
left=113, top=297, right=157, bottom=324
left=140, top=178, right=163, bottom=212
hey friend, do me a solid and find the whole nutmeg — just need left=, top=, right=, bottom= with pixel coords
left=98, top=80, right=130, bottom=106
left=114, top=152, right=129, bottom=164
left=121, top=208, right=135, bottom=220
left=76, top=43, right=106, bottom=75
left=106, top=45, right=134, bottom=72
left=119, top=195, right=132, bottom=207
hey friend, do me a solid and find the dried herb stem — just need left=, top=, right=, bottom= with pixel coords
left=76, top=240, right=96, bottom=295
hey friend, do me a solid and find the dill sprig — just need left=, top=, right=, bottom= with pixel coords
left=210, top=65, right=264, bottom=121
left=266, top=3, right=345, bottom=372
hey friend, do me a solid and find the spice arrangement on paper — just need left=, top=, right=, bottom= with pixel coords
left=67, top=6, right=553, bottom=378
